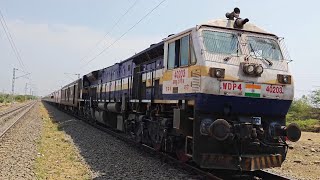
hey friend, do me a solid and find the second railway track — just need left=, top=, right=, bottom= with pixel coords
left=0, top=101, right=37, bottom=138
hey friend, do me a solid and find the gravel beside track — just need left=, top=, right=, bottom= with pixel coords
left=43, top=103, right=196, bottom=180
left=0, top=102, right=42, bottom=180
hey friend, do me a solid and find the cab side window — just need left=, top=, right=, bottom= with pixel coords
left=167, top=34, right=194, bottom=69
left=180, top=35, right=189, bottom=66
left=168, top=42, right=176, bottom=69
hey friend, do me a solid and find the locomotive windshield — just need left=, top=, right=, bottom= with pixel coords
left=247, top=36, right=283, bottom=61
left=202, top=30, right=239, bottom=55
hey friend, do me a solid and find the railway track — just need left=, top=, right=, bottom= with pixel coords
left=46, top=103, right=290, bottom=180
left=0, top=101, right=37, bottom=138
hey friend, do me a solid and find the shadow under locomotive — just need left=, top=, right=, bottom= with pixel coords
left=42, top=103, right=197, bottom=180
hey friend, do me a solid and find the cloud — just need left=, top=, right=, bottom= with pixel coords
left=0, top=19, right=162, bottom=96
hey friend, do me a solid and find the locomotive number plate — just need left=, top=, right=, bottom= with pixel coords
left=220, top=81, right=243, bottom=96
left=264, top=85, right=284, bottom=94
left=261, top=84, right=285, bottom=99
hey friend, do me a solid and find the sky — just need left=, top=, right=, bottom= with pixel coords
left=0, top=0, right=319, bottom=97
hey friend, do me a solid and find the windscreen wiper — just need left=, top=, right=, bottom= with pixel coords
left=249, top=43, right=273, bottom=66
left=224, top=34, right=240, bottom=62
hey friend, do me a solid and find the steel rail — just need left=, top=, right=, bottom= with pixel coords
left=45, top=102, right=291, bottom=180
left=0, top=102, right=33, bottom=117
left=0, top=101, right=36, bottom=138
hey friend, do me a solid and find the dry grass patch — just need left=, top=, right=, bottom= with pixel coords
left=35, top=103, right=91, bottom=180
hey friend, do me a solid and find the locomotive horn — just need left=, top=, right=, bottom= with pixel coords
left=226, top=7, right=240, bottom=20
left=286, top=123, right=301, bottom=142
left=234, top=18, right=249, bottom=29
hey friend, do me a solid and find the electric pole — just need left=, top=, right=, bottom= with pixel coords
left=11, top=68, right=17, bottom=96
left=24, top=83, right=28, bottom=95
left=25, top=83, right=29, bottom=101
left=11, top=68, right=18, bottom=102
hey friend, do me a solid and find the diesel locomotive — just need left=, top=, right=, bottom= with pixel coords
left=43, top=8, right=301, bottom=171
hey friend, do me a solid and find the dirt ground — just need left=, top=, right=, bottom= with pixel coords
left=0, top=103, right=11, bottom=111
left=0, top=102, right=24, bottom=111
left=268, top=132, right=320, bottom=180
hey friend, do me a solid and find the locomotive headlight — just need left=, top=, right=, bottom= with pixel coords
left=247, top=65, right=254, bottom=74
left=243, top=64, right=255, bottom=75
left=254, top=65, right=264, bottom=76
left=210, top=68, right=225, bottom=78
left=277, top=74, right=292, bottom=84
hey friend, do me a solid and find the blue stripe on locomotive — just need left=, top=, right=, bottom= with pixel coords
left=163, top=93, right=291, bottom=117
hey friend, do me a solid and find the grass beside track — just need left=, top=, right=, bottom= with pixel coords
left=35, top=103, right=91, bottom=180
left=287, top=119, right=320, bottom=132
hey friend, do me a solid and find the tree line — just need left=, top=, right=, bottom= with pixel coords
left=0, top=93, right=36, bottom=103
left=287, top=89, right=320, bottom=132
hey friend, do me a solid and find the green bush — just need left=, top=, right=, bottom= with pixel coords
left=0, top=94, right=36, bottom=104
left=287, top=96, right=312, bottom=121
left=0, top=94, right=10, bottom=103
left=0, top=95, right=4, bottom=103
left=286, top=92, right=320, bottom=132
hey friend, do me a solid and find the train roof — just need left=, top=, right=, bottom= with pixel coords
left=97, top=41, right=163, bottom=70
left=83, top=70, right=99, bottom=84
left=130, top=41, right=164, bottom=64
left=199, top=19, right=277, bottom=37
left=61, top=78, right=81, bottom=89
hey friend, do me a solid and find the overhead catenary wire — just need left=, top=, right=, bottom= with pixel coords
left=79, top=0, right=139, bottom=64
left=0, top=12, right=24, bottom=69
left=0, top=9, right=28, bottom=72
left=80, top=0, right=167, bottom=70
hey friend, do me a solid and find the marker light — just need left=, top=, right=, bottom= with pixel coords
left=283, top=76, right=289, bottom=83
left=215, top=69, right=224, bottom=78
left=277, top=74, right=292, bottom=84
left=210, top=68, right=225, bottom=78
